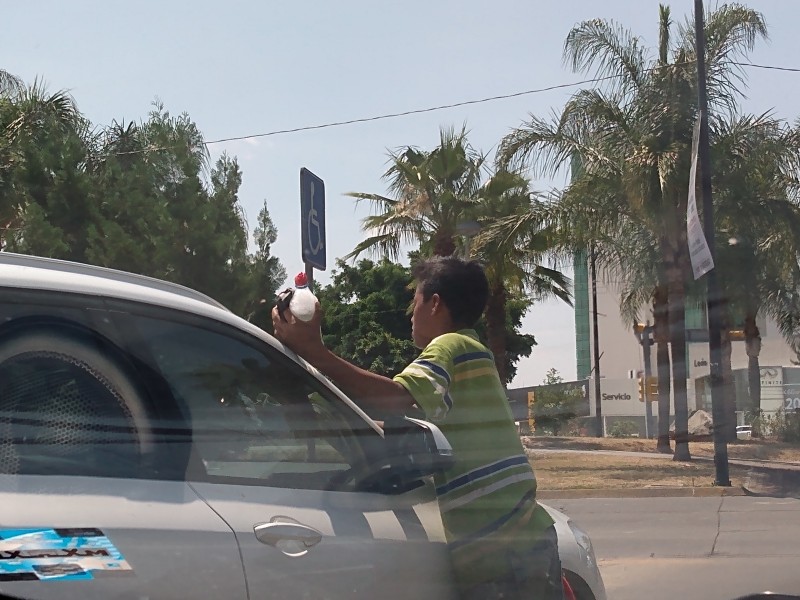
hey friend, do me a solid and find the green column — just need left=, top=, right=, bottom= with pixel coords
left=574, top=250, right=591, bottom=380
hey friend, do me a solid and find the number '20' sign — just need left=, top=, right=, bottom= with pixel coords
left=783, top=385, right=800, bottom=411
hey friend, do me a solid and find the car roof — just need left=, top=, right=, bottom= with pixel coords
left=0, top=252, right=227, bottom=310
left=0, top=252, right=382, bottom=435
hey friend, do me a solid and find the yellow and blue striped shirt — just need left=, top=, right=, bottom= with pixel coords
left=394, top=329, right=553, bottom=588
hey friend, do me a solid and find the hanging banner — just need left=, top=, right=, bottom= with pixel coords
left=687, top=115, right=714, bottom=280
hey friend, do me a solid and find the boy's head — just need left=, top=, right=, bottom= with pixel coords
left=410, top=257, right=489, bottom=348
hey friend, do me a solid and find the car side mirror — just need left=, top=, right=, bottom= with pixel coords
left=383, top=415, right=454, bottom=474
left=358, top=416, right=454, bottom=495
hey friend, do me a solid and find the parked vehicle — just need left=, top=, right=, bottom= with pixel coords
left=0, top=253, right=605, bottom=600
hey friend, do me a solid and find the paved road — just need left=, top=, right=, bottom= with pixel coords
left=548, top=495, right=800, bottom=600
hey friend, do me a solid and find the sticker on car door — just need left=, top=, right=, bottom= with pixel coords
left=0, top=528, right=133, bottom=581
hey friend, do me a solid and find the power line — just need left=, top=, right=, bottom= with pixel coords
left=112, top=73, right=622, bottom=156
left=111, top=60, right=799, bottom=156
left=734, top=61, right=800, bottom=73
left=202, top=74, right=622, bottom=146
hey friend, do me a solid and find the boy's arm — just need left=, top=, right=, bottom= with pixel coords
left=272, top=304, right=414, bottom=413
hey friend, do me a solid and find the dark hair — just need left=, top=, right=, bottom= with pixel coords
left=412, top=257, right=489, bottom=328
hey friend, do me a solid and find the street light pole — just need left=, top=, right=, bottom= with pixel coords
left=456, top=220, right=481, bottom=259
left=694, top=0, right=730, bottom=486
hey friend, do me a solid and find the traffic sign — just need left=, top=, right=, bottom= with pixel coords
left=300, top=168, right=326, bottom=270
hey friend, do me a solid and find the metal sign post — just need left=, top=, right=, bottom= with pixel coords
left=300, top=168, right=327, bottom=290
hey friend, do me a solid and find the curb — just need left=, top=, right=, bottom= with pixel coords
left=692, top=454, right=800, bottom=471
left=537, top=486, right=747, bottom=499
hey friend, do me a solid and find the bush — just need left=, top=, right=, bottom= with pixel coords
left=749, top=409, right=800, bottom=443
left=745, top=409, right=766, bottom=438
left=608, top=420, right=640, bottom=438
left=772, top=409, right=800, bottom=443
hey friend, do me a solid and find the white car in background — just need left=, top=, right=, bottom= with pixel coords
left=0, top=252, right=605, bottom=600
left=737, top=425, right=754, bottom=440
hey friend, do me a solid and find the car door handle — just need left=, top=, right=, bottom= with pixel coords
left=254, top=521, right=323, bottom=552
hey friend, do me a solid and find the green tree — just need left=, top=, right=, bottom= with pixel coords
left=711, top=113, right=800, bottom=423
left=346, top=129, right=566, bottom=386
left=346, top=125, right=486, bottom=259
left=530, top=368, right=587, bottom=436
left=316, top=258, right=418, bottom=377
left=0, top=81, right=90, bottom=259
left=1, top=81, right=84, bottom=254
left=245, top=201, right=288, bottom=333
left=85, top=104, right=261, bottom=315
left=499, top=3, right=769, bottom=459
left=473, top=294, right=538, bottom=385
left=83, top=120, right=175, bottom=276
left=472, top=170, right=572, bottom=384
left=3, top=92, right=285, bottom=324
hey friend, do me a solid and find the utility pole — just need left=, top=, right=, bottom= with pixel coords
left=591, top=246, right=603, bottom=437
left=694, top=0, right=730, bottom=486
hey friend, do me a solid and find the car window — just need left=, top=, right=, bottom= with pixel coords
left=0, top=296, right=377, bottom=491
left=111, top=309, right=373, bottom=491
left=0, top=338, right=144, bottom=478
left=0, top=295, right=150, bottom=479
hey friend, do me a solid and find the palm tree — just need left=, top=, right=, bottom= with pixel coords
left=347, top=130, right=570, bottom=385
left=498, top=3, right=768, bottom=460
left=345, top=125, right=486, bottom=260
left=712, top=113, right=800, bottom=429
left=472, top=171, right=573, bottom=384
left=0, top=80, right=82, bottom=250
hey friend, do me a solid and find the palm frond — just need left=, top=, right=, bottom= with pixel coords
left=344, top=232, right=404, bottom=262
left=564, top=17, right=649, bottom=95
left=345, top=192, right=400, bottom=210
left=677, top=4, right=768, bottom=111
left=498, top=105, right=617, bottom=175
left=6, top=81, right=80, bottom=141
left=0, top=69, right=23, bottom=97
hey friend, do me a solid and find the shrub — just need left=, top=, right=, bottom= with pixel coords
left=608, top=420, right=639, bottom=438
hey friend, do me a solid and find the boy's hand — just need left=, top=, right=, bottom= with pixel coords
left=271, top=301, right=325, bottom=359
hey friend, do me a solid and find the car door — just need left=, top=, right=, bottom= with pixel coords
left=0, top=293, right=248, bottom=600
left=112, top=307, right=458, bottom=600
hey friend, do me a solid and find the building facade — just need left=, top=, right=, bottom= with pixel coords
left=572, top=251, right=799, bottom=429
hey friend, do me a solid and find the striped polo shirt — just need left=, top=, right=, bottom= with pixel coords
left=394, top=329, right=553, bottom=588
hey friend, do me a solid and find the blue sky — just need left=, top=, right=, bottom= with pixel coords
left=4, top=1, right=799, bottom=386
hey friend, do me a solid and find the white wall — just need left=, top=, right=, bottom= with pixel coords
left=587, top=277, right=645, bottom=379
left=588, top=268, right=797, bottom=416
left=588, top=378, right=651, bottom=417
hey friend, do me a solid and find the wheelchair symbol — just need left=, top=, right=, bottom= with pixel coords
left=307, top=181, right=324, bottom=256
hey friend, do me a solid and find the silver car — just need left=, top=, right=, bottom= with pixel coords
left=0, top=252, right=605, bottom=600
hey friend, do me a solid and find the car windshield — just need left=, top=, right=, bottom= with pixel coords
left=2, top=2, right=800, bottom=599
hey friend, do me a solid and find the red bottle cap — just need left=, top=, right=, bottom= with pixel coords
left=294, top=272, right=308, bottom=287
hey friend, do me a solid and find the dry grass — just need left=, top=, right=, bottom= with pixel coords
left=530, top=452, right=749, bottom=490
left=522, top=436, right=800, bottom=464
